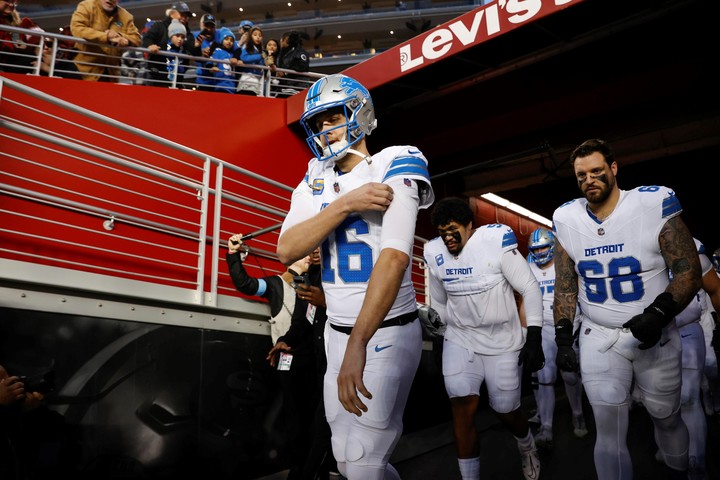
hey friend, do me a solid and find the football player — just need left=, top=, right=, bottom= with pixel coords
left=552, top=138, right=701, bottom=480
left=276, top=74, right=434, bottom=480
left=424, top=197, right=544, bottom=480
left=520, top=228, right=588, bottom=449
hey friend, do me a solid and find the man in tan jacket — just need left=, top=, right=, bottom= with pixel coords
left=70, top=0, right=140, bottom=81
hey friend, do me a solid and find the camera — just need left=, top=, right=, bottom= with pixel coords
left=19, top=371, right=55, bottom=394
left=199, top=28, right=213, bottom=38
left=292, top=273, right=309, bottom=289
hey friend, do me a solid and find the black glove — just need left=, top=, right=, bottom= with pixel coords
left=518, top=326, right=545, bottom=372
left=555, top=318, right=578, bottom=372
left=712, top=324, right=720, bottom=360
left=622, top=292, right=677, bottom=350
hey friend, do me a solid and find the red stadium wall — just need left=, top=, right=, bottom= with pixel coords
left=8, top=74, right=308, bottom=184
left=0, top=73, right=311, bottom=301
left=471, top=197, right=548, bottom=257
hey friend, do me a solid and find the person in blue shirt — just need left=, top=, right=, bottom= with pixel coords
left=236, top=26, right=264, bottom=95
left=208, top=29, right=237, bottom=94
left=194, top=13, right=221, bottom=91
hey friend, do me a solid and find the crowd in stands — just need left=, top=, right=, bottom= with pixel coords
left=0, top=0, right=311, bottom=96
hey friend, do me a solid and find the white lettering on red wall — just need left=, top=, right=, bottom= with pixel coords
left=399, top=0, right=580, bottom=73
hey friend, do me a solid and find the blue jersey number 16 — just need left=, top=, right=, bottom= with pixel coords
left=321, top=216, right=373, bottom=284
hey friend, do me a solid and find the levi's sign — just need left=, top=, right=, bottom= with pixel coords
left=399, top=0, right=579, bottom=73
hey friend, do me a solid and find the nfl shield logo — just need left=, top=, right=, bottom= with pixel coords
left=598, top=228, right=605, bottom=236
left=334, top=183, right=340, bottom=193
left=404, top=178, right=411, bottom=187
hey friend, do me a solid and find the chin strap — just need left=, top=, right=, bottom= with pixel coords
left=347, top=148, right=372, bottom=164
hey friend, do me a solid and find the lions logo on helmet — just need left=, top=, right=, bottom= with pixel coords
left=528, top=228, right=555, bottom=266
left=300, top=74, right=377, bottom=162
left=417, top=303, right=446, bottom=339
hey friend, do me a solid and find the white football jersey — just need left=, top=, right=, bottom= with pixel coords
left=529, top=261, right=556, bottom=328
left=529, top=261, right=583, bottom=329
left=281, top=145, right=434, bottom=326
left=552, top=186, right=682, bottom=329
left=423, top=224, right=542, bottom=354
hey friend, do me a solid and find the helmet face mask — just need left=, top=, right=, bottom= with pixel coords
left=528, top=228, right=555, bottom=266
left=300, top=74, right=376, bottom=161
left=713, top=248, right=720, bottom=274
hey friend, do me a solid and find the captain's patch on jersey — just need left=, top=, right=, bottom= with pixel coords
left=310, top=179, right=325, bottom=194
left=435, top=253, right=444, bottom=266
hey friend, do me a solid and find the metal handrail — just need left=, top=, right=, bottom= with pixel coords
left=0, top=75, right=292, bottom=307
left=0, top=75, right=431, bottom=328
left=0, top=24, right=324, bottom=94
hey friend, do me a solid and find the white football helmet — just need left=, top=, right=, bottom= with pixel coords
left=300, top=74, right=377, bottom=161
left=712, top=247, right=720, bottom=274
left=528, top=228, right=555, bottom=266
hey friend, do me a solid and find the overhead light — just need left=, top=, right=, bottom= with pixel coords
left=481, top=193, right=552, bottom=227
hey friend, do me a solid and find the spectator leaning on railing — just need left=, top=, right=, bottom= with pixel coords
left=164, top=19, right=190, bottom=88
left=0, top=0, right=41, bottom=74
left=70, top=0, right=141, bottom=82
left=193, top=13, right=220, bottom=91
left=237, top=25, right=264, bottom=96
left=208, top=28, right=237, bottom=94
left=275, top=30, right=309, bottom=98
left=142, top=2, right=200, bottom=88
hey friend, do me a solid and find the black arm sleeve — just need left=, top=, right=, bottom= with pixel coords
left=226, top=251, right=261, bottom=296
left=226, top=251, right=291, bottom=318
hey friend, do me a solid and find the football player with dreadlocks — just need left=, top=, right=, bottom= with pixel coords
left=276, top=74, right=434, bottom=480
left=520, top=228, right=588, bottom=450
left=423, top=197, right=544, bottom=480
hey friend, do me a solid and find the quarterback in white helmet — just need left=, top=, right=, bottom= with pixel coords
left=277, top=74, right=434, bottom=480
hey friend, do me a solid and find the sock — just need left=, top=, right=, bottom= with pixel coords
left=515, top=430, right=535, bottom=451
left=458, top=456, right=480, bottom=480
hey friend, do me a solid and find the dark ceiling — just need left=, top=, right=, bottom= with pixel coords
left=359, top=0, right=718, bottom=251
